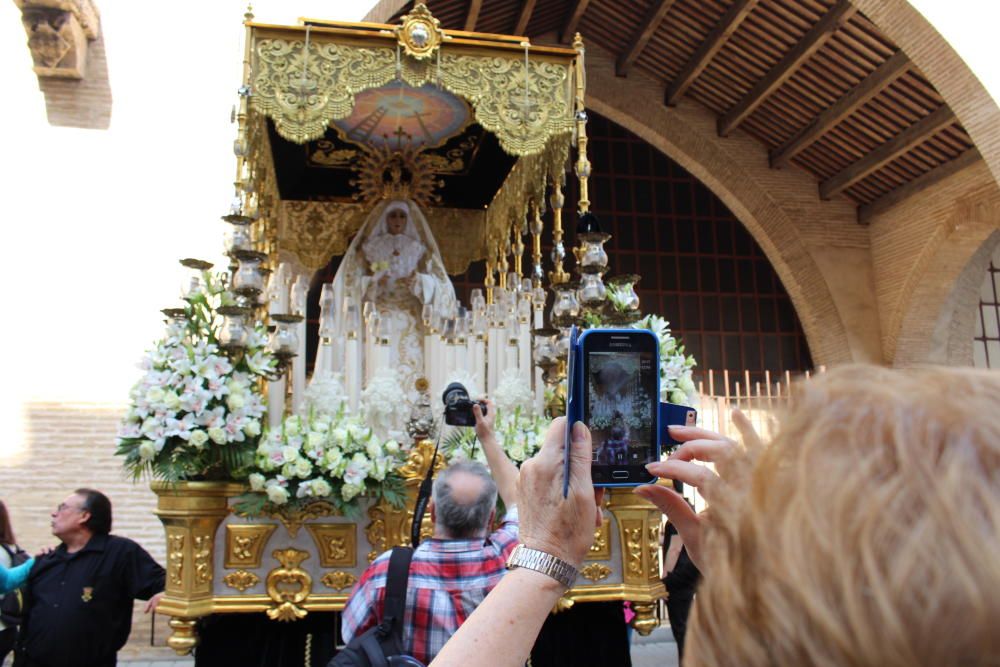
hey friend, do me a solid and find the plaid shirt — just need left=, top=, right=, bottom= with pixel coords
left=341, top=507, right=519, bottom=664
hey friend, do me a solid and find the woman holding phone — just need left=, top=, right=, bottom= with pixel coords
left=429, top=365, right=1000, bottom=667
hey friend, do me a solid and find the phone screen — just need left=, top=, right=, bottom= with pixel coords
left=582, top=330, right=659, bottom=485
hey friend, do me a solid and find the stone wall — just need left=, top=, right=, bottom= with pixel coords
left=0, top=402, right=179, bottom=660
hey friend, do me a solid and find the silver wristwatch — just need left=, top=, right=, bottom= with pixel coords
left=505, top=544, right=578, bottom=588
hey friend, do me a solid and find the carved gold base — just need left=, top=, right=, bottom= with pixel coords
left=167, top=618, right=198, bottom=655
left=631, top=600, right=659, bottom=637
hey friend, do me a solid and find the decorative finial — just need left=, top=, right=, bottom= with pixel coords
left=572, top=32, right=584, bottom=50
left=244, top=3, right=254, bottom=22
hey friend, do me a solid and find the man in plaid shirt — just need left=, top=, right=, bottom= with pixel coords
left=341, top=400, right=519, bottom=664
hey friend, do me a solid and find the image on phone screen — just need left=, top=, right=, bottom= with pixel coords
left=582, top=330, right=659, bottom=485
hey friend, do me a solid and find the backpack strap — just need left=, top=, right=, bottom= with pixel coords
left=381, top=546, right=414, bottom=648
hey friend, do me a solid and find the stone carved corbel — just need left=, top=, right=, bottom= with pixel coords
left=15, top=0, right=100, bottom=79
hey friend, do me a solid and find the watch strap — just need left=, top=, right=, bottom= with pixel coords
left=505, top=544, right=578, bottom=588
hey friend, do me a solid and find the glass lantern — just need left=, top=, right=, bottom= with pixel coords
left=607, top=274, right=641, bottom=312
left=269, top=314, right=302, bottom=358
left=217, top=306, right=250, bottom=349
left=579, top=232, right=611, bottom=270
left=579, top=272, right=606, bottom=306
left=231, top=250, right=267, bottom=298
left=551, top=282, right=581, bottom=326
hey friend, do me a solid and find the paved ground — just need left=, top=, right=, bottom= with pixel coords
left=110, top=626, right=678, bottom=666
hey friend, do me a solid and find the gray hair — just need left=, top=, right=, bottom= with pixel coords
left=432, top=461, right=498, bottom=539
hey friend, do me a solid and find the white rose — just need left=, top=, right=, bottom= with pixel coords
left=163, top=391, right=181, bottom=410
left=324, top=450, right=344, bottom=474
left=281, top=446, right=300, bottom=463
left=311, top=479, right=332, bottom=497
left=189, top=429, right=209, bottom=448
left=294, top=458, right=313, bottom=478
left=330, top=428, right=348, bottom=445
left=249, top=473, right=266, bottom=491
left=366, top=439, right=382, bottom=459
left=508, top=442, right=526, bottom=461
left=208, top=427, right=227, bottom=444
left=266, top=485, right=289, bottom=505
left=138, top=441, right=157, bottom=461
left=285, top=418, right=302, bottom=437
left=341, top=482, right=363, bottom=502
left=307, top=432, right=325, bottom=449
left=244, top=420, right=261, bottom=438
left=227, top=393, right=246, bottom=411
left=384, top=440, right=400, bottom=455
left=678, top=374, right=696, bottom=397
left=146, top=387, right=165, bottom=404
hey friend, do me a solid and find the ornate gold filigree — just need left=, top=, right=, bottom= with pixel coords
left=623, top=523, right=643, bottom=577
left=225, top=524, right=278, bottom=569
left=588, top=518, right=611, bottom=560
left=249, top=34, right=574, bottom=155
left=397, top=439, right=448, bottom=480
left=350, top=143, right=443, bottom=209
left=305, top=524, right=357, bottom=568
left=265, top=548, right=313, bottom=621
left=167, top=534, right=184, bottom=587
left=223, top=570, right=260, bottom=592
left=581, top=563, right=612, bottom=582
left=252, top=498, right=341, bottom=538
left=365, top=506, right=387, bottom=561
left=193, top=535, right=212, bottom=585
left=631, top=600, right=659, bottom=636
left=395, top=3, right=444, bottom=60
left=425, top=207, right=487, bottom=275
left=278, top=201, right=367, bottom=272
left=321, top=571, right=358, bottom=591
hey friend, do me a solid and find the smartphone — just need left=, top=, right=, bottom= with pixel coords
left=579, top=328, right=660, bottom=486
left=563, top=325, right=580, bottom=497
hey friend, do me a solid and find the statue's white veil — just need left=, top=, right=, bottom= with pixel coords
left=329, top=198, right=457, bottom=346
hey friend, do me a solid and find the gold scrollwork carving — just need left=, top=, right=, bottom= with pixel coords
left=305, top=524, right=357, bottom=568
left=587, top=518, right=611, bottom=560
left=623, top=523, right=644, bottom=577
left=265, top=548, right=313, bottom=622
left=250, top=31, right=574, bottom=155
left=193, top=535, right=212, bottom=585
left=365, top=505, right=388, bottom=560
left=397, top=439, right=448, bottom=481
left=225, top=524, right=278, bottom=569
left=321, top=571, right=358, bottom=592
left=278, top=201, right=367, bottom=272
left=167, top=534, right=184, bottom=587
left=647, top=523, right=660, bottom=575
left=223, top=570, right=260, bottom=592
left=267, top=498, right=340, bottom=538
left=580, top=563, right=612, bottom=582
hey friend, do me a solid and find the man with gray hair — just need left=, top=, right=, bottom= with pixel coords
left=341, top=399, right=519, bottom=665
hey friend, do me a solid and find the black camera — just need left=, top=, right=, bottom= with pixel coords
left=442, top=382, right=487, bottom=427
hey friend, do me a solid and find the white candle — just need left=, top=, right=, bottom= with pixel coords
left=290, top=276, right=308, bottom=414
left=474, top=335, right=486, bottom=396
left=504, top=337, right=518, bottom=376
left=268, top=377, right=285, bottom=429
left=518, top=322, right=532, bottom=386
left=276, top=262, right=290, bottom=312
left=345, top=336, right=361, bottom=414
left=487, top=326, right=499, bottom=393
left=533, top=305, right=544, bottom=415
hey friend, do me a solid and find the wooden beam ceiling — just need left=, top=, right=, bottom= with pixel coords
left=514, top=0, right=537, bottom=35
left=770, top=51, right=912, bottom=168
left=664, top=0, right=758, bottom=106
left=717, top=0, right=857, bottom=137
left=819, top=105, right=957, bottom=200
left=616, top=0, right=678, bottom=77
left=561, top=0, right=592, bottom=43
left=856, top=148, right=980, bottom=224
left=464, top=0, right=483, bottom=31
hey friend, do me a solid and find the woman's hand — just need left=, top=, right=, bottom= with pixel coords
left=517, top=418, right=604, bottom=569
left=634, top=410, right=759, bottom=570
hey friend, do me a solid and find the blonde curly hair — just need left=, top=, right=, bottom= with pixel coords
left=687, top=365, right=1000, bottom=666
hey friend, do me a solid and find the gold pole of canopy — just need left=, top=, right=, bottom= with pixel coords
left=572, top=33, right=591, bottom=215
left=484, top=257, right=496, bottom=304
left=548, top=174, right=569, bottom=284
left=497, top=239, right=509, bottom=291
left=512, top=217, right=524, bottom=282
left=530, top=201, right=543, bottom=288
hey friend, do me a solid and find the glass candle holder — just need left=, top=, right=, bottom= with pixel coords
left=578, top=232, right=611, bottom=270
left=551, top=283, right=581, bottom=325
left=269, top=314, right=303, bottom=357
left=217, top=306, right=250, bottom=349
left=579, top=272, right=606, bottom=305
left=232, top=250, right=267, bottom=298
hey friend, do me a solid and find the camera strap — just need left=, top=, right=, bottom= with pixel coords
left=409, top=431, right=441, bottom=548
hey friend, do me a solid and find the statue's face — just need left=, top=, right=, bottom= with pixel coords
left=386, top=208, right=407, bottom=235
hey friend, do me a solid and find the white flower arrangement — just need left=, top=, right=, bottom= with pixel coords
left=632, top=314, right=698, bottom=407
left=444, top=407, right=548, bottom=466
left=245, top=410, right=410, bottom=513
left=491, top=370, right=535, bottom=415
left=301, top=372, right=347, bottom=417
left=360, top=367, right=408, bottom=442
left=116, top=271, right=277, bottom=481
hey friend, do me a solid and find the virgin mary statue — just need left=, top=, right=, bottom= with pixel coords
left=329, top=199, right=457, bottom=404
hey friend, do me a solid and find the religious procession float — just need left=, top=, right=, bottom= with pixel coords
left=115, top=4, right=697, bottom=653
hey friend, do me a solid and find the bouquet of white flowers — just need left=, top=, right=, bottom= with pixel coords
left=444, top=407, right=548, bottom=466
left=633, top=314, right=698, bottom=406
left=116, top=271, right=277, bottom=481
left=242, top=410, right=411, bottom=514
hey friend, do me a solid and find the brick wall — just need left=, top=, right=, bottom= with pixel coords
left=0, top=402, right=179, bottom=661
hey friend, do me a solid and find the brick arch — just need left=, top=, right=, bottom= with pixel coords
left=892, top=195, right=1000, bottom=367
left=583, top=46, right=856, bottom=366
